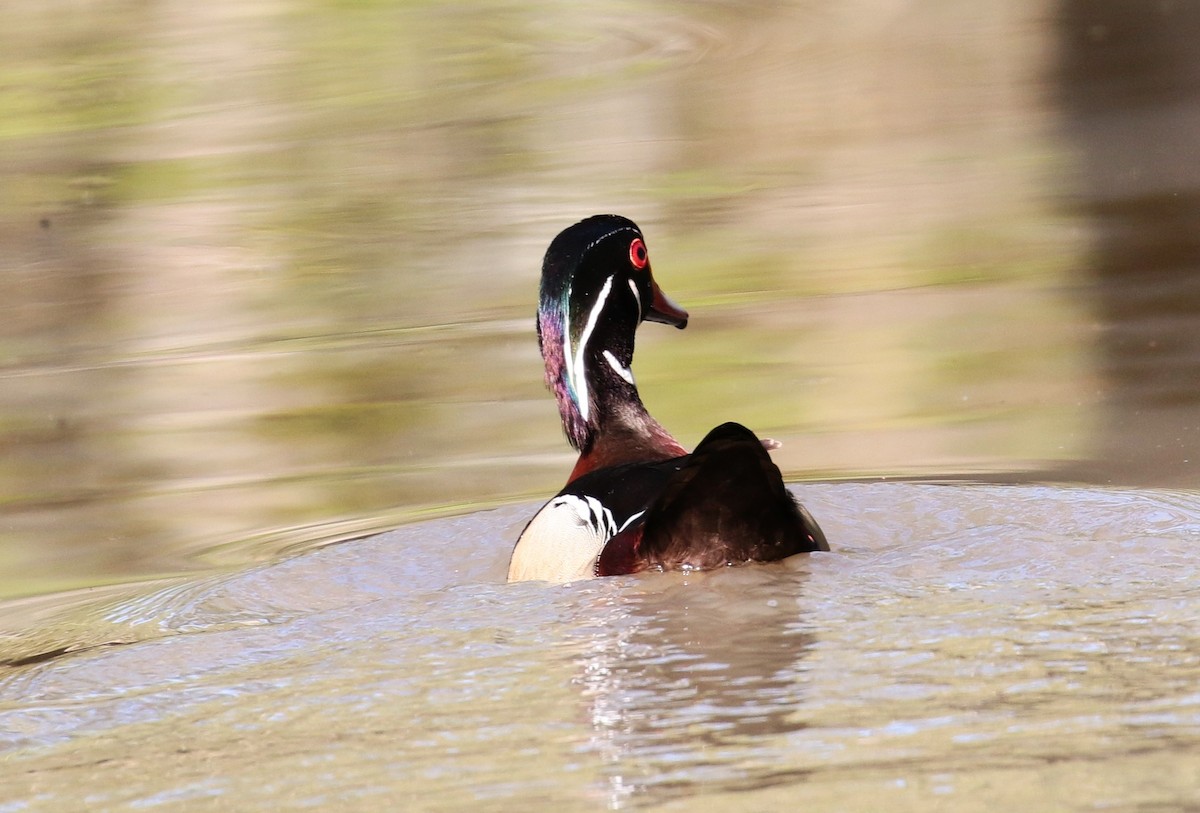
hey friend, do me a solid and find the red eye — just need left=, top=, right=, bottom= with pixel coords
left=629, top=238, right=648, bottom=270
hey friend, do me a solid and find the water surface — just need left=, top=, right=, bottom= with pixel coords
left=2, top=483, right=1198, bottom=810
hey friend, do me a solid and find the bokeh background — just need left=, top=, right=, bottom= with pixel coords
left=3, top=0, right=1200, bottom=600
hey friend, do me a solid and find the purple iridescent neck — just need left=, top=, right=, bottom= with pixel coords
left=537, top=307, right=591, bottom=451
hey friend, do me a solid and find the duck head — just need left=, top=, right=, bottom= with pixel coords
left=538, top=215, right=689, bottom=474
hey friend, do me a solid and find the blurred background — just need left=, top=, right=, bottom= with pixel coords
left=2, top=0, right=1199, bottom=600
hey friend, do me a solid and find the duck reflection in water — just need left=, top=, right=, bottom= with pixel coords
left=562, top=567, right=819, bottom=805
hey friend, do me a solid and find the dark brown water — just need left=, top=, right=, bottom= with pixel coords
left=2, top=1, right=1200, bottom=809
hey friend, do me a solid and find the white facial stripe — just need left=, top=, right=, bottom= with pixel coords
left=571, top=274, right=615, bottom=422
left=627, top=278, right=641, bottom=318
left=603, top=349, right=635, bottom=385
left=582, top=227, right=639, bottom=257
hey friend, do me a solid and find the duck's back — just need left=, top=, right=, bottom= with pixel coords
left=508, top=422, right=827, bottom=582
left=597, top=422, right=828, bottom=576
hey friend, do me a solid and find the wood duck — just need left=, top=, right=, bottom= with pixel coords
left=507, top=215, right=828, bottom=582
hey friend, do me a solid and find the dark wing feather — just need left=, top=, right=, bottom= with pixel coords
left=636, top=422, right=827, bottom=570
left=576, top=423, right=828, bottom=577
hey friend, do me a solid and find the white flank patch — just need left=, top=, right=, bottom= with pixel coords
left=571, top=274, right=615, bottom=423
left=507, top=493, right=619, bottom=582
left=603, top=350, right=635, bottom=385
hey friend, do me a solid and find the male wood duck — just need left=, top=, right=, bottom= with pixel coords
left=507, top=214, right=828, bottom=582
